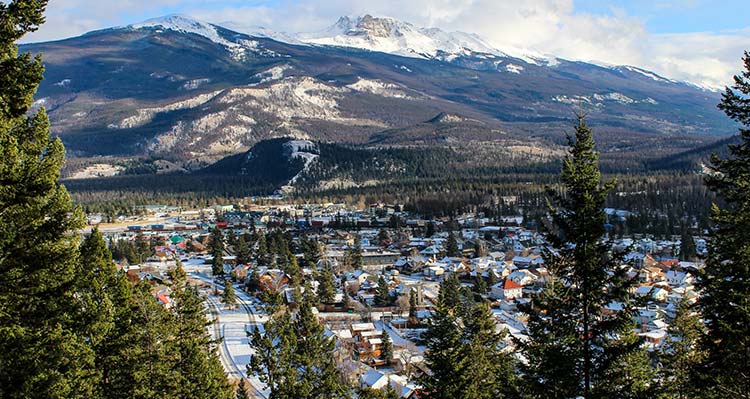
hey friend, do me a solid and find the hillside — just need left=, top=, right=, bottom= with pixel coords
left=22, top=14, right=734, bottom=176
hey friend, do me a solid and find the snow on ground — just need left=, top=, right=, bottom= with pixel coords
left=251, top=64, right=292, bottom=85
left=346, top=78, right=412, bottom=98
left=505, top=64, right=524, bottom=74
left=68, top=163, right=125, bottom=179
left=111, top=89, right=223, bottom=129
left=192, top=273, right=270, bottom=397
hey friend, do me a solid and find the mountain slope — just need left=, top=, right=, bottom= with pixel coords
left=21, top=14, right=734, bottom=172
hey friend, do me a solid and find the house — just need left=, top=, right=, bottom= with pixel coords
left=490, top=279, right=523, bottom=300
left=666, top=270, right=694, bottom=286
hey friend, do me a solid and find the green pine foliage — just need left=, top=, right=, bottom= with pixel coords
left=210, top=226, right=225, bottom=276
left=419, top=278, right=517, bottom=399
left=316, top=263, right=336, bottom=304
left=517, top=116, right=654, bottom=398
left=0, top=2, right=96, bottom=397
left=696, top=50, right=750, bottom=398
left=446, top=231, right=460, bottom=257
left=169, top=262, right=234, bottom=399
left=658, top=299, right=705, bottom=399
left=380, top=330, right=393, bottom=364
left=222, top=280, right=238, bottom=309
left=249, top=294, right=348, bottom=398
left=375, top=275, right=392, bottom=307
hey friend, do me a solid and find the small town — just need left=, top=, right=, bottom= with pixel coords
left=3, top=2, right=749, bottom=398
left=93, top=201, right=706, bottom=397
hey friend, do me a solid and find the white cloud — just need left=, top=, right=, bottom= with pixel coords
left=22, top=0, right=749, bottom=89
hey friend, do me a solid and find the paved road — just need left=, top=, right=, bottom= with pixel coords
left=194, top=274, right=270, bottom=398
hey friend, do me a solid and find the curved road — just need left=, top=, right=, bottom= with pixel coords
left=194, top=274, right=269, bottom=398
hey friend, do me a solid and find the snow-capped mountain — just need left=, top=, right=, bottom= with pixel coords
left=21, top=13, right=732, bottom=171
left=128, top=14, right=234, bottom=47
left=296, top=15, right=557, bottom=65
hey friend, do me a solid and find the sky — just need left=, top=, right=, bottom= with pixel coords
left=21, top=0, right=750, bottom=89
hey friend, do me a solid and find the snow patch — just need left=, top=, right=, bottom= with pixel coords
left=251, top=64, right=292, bottom=84
left=111, top=90, right=223, bottom=129
left=346, top=78, right=412, bottom=98
left=182, top=78, right=211, bottom=90
left=505, top=64, right=524, bottom=74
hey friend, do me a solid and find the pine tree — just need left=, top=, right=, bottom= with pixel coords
left=678, top=227, right=697, bottom=261
left=658, top=299, right=705, bottom=399
left=249, top=294, right=348, bottom=398
left=420, top=284, right=517, bottom=398
left=408, top=289, right=419, bottom=327
left=0, top=3, right=96, bottom=397
left=347, top=237, right=363, bottom=269
left=517, top=116, right=653, bottom=398
left=222, top=280, right=238, bottom=309
left=460, top=303, right=518, bottom=399
left=245, top=267, right=260, bottom=293
left=210, top=226, right=225, bottom=276
left=419, top=304, right=465, bottom=398
left=375, top=275, right=392, bottom=307
left=169, top=261, right=234, bottom=399
left=256, top=231, right=269, bottom=265
left=380, top=330, right=393, bottom=365
left=316, top=263, right=336, bottom=304
left=235, top=236, right=252, bottom=265
left=437, top=273, right=463, bottom=310
left=696, top=50, right=750, bottom=399
left=76, top=229, right=133, bottom=398
left=446, top=231, right=460, bottom=257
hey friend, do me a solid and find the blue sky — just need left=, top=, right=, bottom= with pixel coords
left=23, top=0, right=750, bottom=89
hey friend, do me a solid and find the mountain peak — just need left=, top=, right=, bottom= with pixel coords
left=127, top=14, right=240, bottom=49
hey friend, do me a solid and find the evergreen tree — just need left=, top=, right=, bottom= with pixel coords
left=408, top=289, right=419, bottom=327
left=696, top=51, right=750, bottom=399
left=425, top=221, right=436, bottom=237
left=461, top=303, right=518, bottom=399
left=358, top=386, right=400, bottom=399
left=517, top=116, right=652, bottom=398
left=316, top=263, right=336, bottom=304
left=678, top=227, right=697, bottom=261
left=249, top=294, right=348, bottom=398
left=380, top=330, right=393, bottom=365
left=658, top=299, right=705, bottom=399
left=76, top=229, right=133, bottom=399
left=222, top=280, right=238, bottom=309
left=419, top=304, right=465, bottom=398
left=210, top=226, right=225, bottom=276
left=0, top=3, right=95, bottom=397
left=377, top=228, right=391, bottom=246
left=246, top=267, right=260, bottom=293
left=169, top=261, right=234, bottom=399
left=437, top=273, right=463, bottom=310
left=235, top=235, right=252, bottom=265
left=446, top=231, right=460, bottom=257
left=374, top=275, right=392, bottom=307
left=256, top=231, right=269, bottom=265
left=347, top=237, right=363, bottom=269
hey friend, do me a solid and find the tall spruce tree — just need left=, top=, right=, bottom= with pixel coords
left=658, top=299, right=705, bottom=399
left=375, top=275, right=392, bottom=307
left=76, top=229, right=133, bottom=399
left=169, top=261, right=233, bottom=399
left=0, top=2, right=95, bottom=397
left=222, top=279, right=238, bottom=309
left=316, top=263, right=336, bottom=304
left=210, top=226, right=225, bottom=276
left=380, top=330, right=393, bottom=364
left=446, top=231, right=460, bottom=257
left=517, top=116, right=653, bottom=398
left=419, top=291, right=517, bottom=398
left=249, top=293, right=348, bottom=398
left=696, top=51, right=750, bottom=398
